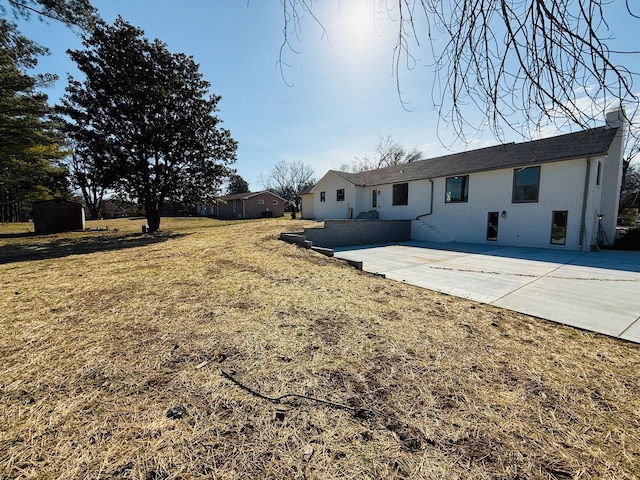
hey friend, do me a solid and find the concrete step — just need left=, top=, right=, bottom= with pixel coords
left=356, top=210, right=379, bottom=220
left=311, top=246, right=334, bottom=257
left=279, top=232, right=307, bottom=244
left=413, top=220, right=450, bottom=243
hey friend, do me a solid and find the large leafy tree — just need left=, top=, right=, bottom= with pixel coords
left=59, top=18, right=237, bottom=232
left=0, top=19, right=67, bottom=222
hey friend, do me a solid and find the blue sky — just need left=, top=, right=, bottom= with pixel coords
left=13, top=1, right=640, bottom=190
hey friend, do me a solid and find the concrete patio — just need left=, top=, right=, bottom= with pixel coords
left=333, top=241, right=640, bottom=343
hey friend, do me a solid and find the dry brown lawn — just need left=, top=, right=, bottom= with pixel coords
left=0, top=217, right=638, bottom=479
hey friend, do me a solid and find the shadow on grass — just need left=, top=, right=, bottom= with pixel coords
left=0, top=231, right=188, bottom=264
left=0, top=232, right=36, bottom=239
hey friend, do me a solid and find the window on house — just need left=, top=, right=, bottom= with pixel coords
left=596, top=161, right=602, bottom=186
left=258, top=199, right=264, bottom=205
left=272, top=200, right=278, bottom=205
left=550, top=210, right=568, bottom=245
left=320, top=191, right=326, bottom=202
left=372, top=190, right=378, bottom=208
left=392, top=183, right=408, bottom=206
left=445, top=175, right=469, bottom=203
left=512, top=166, right=541, bottom=203
left=336, top=189, right=345, bottom=202
left=232, top=200, right=237, bottom=212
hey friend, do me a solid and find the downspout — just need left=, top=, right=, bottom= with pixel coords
left=579, top=157, right=592, bottom=249
left=416, top=179, right=434, bottom=220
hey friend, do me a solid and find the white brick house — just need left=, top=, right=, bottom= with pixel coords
left=301, top=110, right=626, bottom=251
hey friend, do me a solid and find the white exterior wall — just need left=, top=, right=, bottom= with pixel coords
left=355, top=187, right=369, bottom=214
left=599, top=123, right=625, bottom=244
left=375, top=179, right=433, bottom=220
left=312, top=173, right=357, bottom=220
left=300, top=193, right=314, bottom=219
left=359, top=186, right=379, bottom=214
left=417, top=158, right=597, bottom=250
left=311, top=134, right=622, bottom=250
left=582, top=158, right=605, bottom=249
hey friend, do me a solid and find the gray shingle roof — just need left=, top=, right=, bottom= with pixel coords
left=218, top=190, right=285, bottom=202
left=298, top=185, right=314, bottom=195
left=328, top=126, right=618, bottom=187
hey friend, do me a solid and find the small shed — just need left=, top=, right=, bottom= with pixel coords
left=32, top=200, right=86, bottom=234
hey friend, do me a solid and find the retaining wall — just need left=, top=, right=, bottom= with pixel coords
left=302, top=219, right=411, bottom=247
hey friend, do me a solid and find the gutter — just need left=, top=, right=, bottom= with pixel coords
left=579, top=157, right=591, bottom=248
left=416, top=179, right=434, bottom=220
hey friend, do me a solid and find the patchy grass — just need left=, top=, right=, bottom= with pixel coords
left=0, top=217, right=638, bottom=479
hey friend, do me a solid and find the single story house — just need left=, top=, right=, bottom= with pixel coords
left=215, top=191, right=285, bottom=219
left=301, top=109, right=626, bottom=251
left=32, top=199, right=86, bottom=234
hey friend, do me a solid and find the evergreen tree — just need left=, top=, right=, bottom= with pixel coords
left=226, top=173, right=249, bottom=195
left=0, top=0, right=96, bottom=31
left=59, top=18, right=237, bottom=232
left=0, top=20, right=67, bottom=222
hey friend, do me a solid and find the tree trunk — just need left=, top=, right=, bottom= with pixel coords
left=88, top=206, right=101, bottom=220
left=145, top=204, right=162, bottom=233
left=85, top=194, right=103, bottom=219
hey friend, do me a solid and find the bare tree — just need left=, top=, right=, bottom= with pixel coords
left=279, top=1, right=639, bottom=144
left=339, top=156, right=378, bottom=174
left=620, top=163, right=640, bottom=209
left=67, top=146, right=110, bottom=219
left=260, top=159, right=315, bottom=212
left=622, top=134, right=640, bottom=192
left=340, top=135, right=423, bottom=173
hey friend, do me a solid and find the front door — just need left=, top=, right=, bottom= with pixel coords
left=372, top=189, right=378, bottom=208
left=550, top=210, right=568, bottom=245
left=487, top=212, right=499, bottom=241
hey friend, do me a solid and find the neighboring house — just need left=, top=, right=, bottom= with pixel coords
left=305, top=109, right=626, bottom=251
left=101, top=200, right=125, bottom=219
left=197, top=204, right=217, bottom=217
left=161, top=202, right=196, bottom=217
left=216, top=191, right=285, bottom=219
left=32, top=199, right=85, bottom=234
